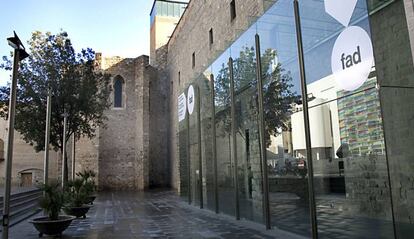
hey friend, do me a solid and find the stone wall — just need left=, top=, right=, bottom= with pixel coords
left=134, top=55, right=151, bottom=190
left=344, top=156, right=392, bottom=218
left=167, top=0, right=269, bottom=191
left=0, top=118, right=60, bottom=187
left=96, top=55, right=153, bottom=190
left=371, top=0, right=414, bottom=229
left=149, top=46, right=170, bottom=188
left=75, top=134, right=99, bottom=185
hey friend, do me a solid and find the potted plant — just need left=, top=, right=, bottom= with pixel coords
left=29, top=182, right=75, bottom=237
left=76, top=169, right=97, bottom=204
left=63, top=178, right=91, bottom=219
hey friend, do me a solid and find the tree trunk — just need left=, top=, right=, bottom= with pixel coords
left=63, top=150, right=68, bottom=186
left=61, top=148, right=68, bottom=187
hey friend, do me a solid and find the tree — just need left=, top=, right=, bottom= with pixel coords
left=0, top=31, right=111, bottom=182
left=214, top=46, right=299, bottom=146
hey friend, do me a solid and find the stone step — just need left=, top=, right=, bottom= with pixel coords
left=0, top=189, right=42, bottom=210
left=0, top=189, right=42, bottom=231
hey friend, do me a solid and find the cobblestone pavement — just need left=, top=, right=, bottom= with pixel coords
left=8, top=190, right=301, bottom=239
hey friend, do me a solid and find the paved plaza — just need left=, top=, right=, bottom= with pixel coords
left=8, top=190, right=300, bottom=239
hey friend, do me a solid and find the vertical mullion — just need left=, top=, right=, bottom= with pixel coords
left=196, top=85, right=203, bottom=209
left=255, top=34, right=271, bottom=230
left=186, top=91, right=192, bottom=205
left=210, top=74, right=219, bottom=214
left=229, top=57, right=240, bottom=220
left=293, top=0, right=318, bottom=238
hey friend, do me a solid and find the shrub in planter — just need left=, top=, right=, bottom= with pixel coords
left=29, top=182, right=75, bottom=237
left=76, top=169, right=97, bottom=204
left=64, top=178, right=91, bottom=219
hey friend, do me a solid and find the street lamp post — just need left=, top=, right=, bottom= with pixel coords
left=2, top=31, right=29, bottom=239
left=71, top=133, right=75, bottom=180
left=43, top=88, right=52, bottom=185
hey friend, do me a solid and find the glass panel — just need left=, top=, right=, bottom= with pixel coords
left=309, top=82, right=393, bottom=238
left=168, top=2, right=174, bottom=16
left=298, top=0, right=394, bottom=238
left=256, top=0, right=311, bottom=237
left=161, top=2, right=168, bottom=16
left=197, top=73, right=215, bottom=211
left=178, top=107, right=189, bottom=201
left=174, top=3, right=180, bottom=17
left=210, top=49, right=235, bottom=217
left=229, top=26, right=263, bottom=222
left=188, top=83, right=200, bottom=207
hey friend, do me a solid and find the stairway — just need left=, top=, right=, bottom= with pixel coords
left=0, top=188, right=42, bottom=231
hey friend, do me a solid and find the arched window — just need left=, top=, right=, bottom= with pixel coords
left=114, top=76, right=124, bottom=108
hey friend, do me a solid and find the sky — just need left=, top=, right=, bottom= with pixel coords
left=0, top=0, right=155, bottom=86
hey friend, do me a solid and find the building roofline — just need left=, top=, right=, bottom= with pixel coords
left=150, top=0, right=189, bottom=17
left=165, top=0, right=192, bottom=47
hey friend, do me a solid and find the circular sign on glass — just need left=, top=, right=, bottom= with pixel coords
left=187, top=85, right=195, bottom=115
left=331, top=26, right=374, bottom=91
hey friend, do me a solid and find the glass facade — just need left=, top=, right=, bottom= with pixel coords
left=177, top=0, right=414, bottom=238
left=150, top=0, right=187, bottom=25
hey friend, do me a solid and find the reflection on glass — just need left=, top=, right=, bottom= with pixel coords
left=307, top=80, right=393, bottom=238
left=211, top=50, right=236, bottom=217
left=229, top=27, right=263, bottom=222
left=176, top=0, right=406, bottom=237
left=299, top=0, right=394, bottom=238
left=256, top=0, right=311, bottom=237
left=178, top=84, right=190, bottom=202
left=197, top=74, right=216, bottom=211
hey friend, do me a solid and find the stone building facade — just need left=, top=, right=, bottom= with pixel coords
left=74, top=53, right=170, bottom=191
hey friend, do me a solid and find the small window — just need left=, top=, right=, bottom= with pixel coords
left=192, top=52, right=195, bottom=69
left=178, top=71, right=181, bottom=86
left=114, top=75, right=124, bottom=108
left=230, top=0, right=236, bottom=21
left=209, top=28, right=214, bottom=48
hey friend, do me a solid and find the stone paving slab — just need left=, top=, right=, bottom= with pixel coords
left=7, top=190, right=302, bottom=239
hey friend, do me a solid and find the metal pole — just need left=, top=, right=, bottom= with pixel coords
left=43, top=89, right=52, bottom=185
left=71, top=133, right=76, bottom=180
left=62, top=111, right=68, bottom=187
left=186, top=98, right=192, bottom=205
left=196, top=85, right=203, bottom=209
left=255, top=34, right=271, bottom=230
left=229, top=57, right=240, bottom=220
left=2, top=48, right=20, bottom=238
left=210, top=74, right=219, bottom=214
left=294, top=1, right=318, bottom=238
